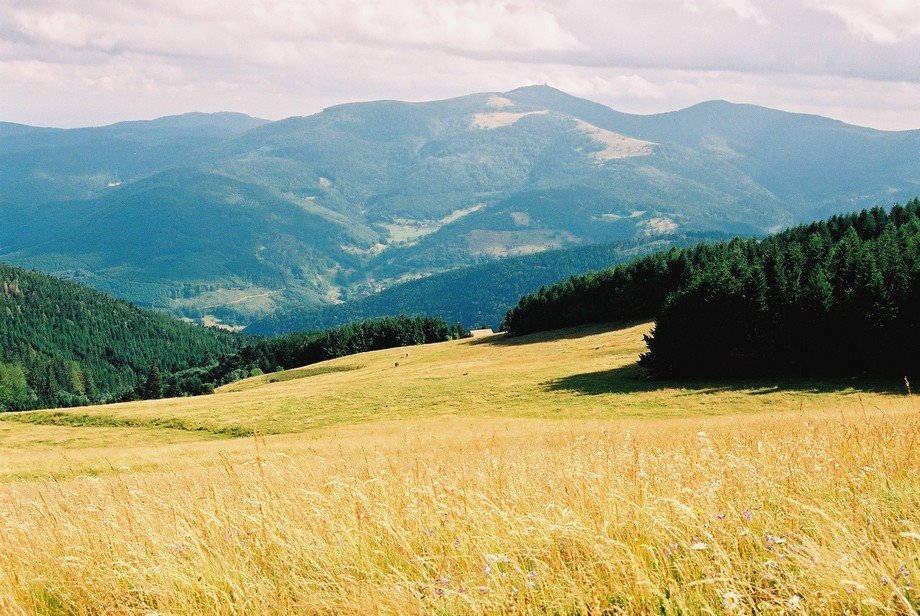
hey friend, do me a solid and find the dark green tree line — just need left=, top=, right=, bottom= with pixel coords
left=504, top=199, right=920, bottom=378
left=0, top=261, right=469, bottom=409
left=0, top=263, right=239, bottom=409
left=184, top=315, right=469, bottom=389
left=643, top=199, right=920, bottom=377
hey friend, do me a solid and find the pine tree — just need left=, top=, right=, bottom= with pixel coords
left=144, top=358, right=163, bottom=400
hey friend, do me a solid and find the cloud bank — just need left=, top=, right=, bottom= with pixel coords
left=1, top=0, right=918, bottom=129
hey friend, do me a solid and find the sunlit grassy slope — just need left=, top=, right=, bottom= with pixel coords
left=1, top=323, right=918, bottom=613
left=1, top=322, right=907, bottom=478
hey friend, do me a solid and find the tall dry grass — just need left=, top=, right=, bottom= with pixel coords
left=0, top=407, right=918, bottom=614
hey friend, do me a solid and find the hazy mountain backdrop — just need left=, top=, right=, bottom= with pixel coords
left=2, top=86, right=917, bottom=331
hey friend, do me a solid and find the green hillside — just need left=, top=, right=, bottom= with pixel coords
left=2, top=89, right=916, bottom=326
left=3, top=168, right=368, bottom=321
left=504, top=198, right=920, bottom=378
left=248, top=235, right=725, bottom=334
left=0, top=262, right=239, bottom=410
left=0, top=112, right=267, bottom=209
left=509, top=87, right=919, bottom=218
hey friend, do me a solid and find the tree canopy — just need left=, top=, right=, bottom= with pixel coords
left=504, top=199, right=920, bottom=378
left=0, top=262, right=239, bottom=409
left=184, top=315, right=468, bottom=391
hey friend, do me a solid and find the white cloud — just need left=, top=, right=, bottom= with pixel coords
left=806, top=0, right=920, bottom=44
left=4, top=1, right=582, bottom=62
left=349, top=1, right=583, bottom=53
left=684, top=0, right=769, bottom=25
left=543, top=74, right=668, bottom=102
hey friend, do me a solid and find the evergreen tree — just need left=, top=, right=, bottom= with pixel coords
left=505, top=198, right=920, bottom=379
left=0, top=363, right=31, bottom=411
left=144, top=358, right=163, bottom=400
left=0, top=261, right=239, bottom=409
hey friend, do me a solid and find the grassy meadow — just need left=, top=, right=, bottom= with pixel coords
left=0, top=324, right=918, bottom=613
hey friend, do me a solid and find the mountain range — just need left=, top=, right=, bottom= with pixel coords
left=1, top=86, right=917, bottom=330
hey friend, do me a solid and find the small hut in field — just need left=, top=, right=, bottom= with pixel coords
left=469, top=328, right=495, bottom=338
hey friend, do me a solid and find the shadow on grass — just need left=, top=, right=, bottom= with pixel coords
left=545, top=363, right=907, bottom=396
left=468, top=321, right=649, bottom=347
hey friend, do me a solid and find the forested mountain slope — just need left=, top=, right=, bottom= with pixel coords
left=0, top=263, right=239, bottom=410
left=504, top=198, right=920, bottom=378
left=2, top=88, right=916, bottom=327
left=248, top=235, right=723, bottom=334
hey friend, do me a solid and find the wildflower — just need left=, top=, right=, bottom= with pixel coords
left=787, top=595, right=802, bottom=610
left=483, top=564, right=491, bottom=575
left=438, top=577, right=450, bottom=586
left=453, top=538, right=461, bottom=549
left=722, top=590, right=742, bottom=611
left=690, top=542, right=709, bottom=551
left=478, top=586, right=488, bottom=594
left=764, top=534, right=786, bottom=545
left=900, top=564, right=910, bottom=578
left=862, top=466, right=875, bottom=473
left=423, top=529, right=435, bottom=537
left=742, top=510, right=754, bottom=521
left=717, top=512, right=726, bottom=520
left=527, top=571, right=538, bottom=580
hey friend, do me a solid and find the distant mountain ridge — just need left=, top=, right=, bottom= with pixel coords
left=2, top=86, right=917, bottom=327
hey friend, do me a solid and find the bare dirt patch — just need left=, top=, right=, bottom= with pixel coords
left=574, top=119, right=656, bottom=161
left=470, top=110, right=548, bottom=129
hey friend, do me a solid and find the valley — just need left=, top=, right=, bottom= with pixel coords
left=6, top=2, right=920, bottom=613
left=2, top=87, right=916, bottom=330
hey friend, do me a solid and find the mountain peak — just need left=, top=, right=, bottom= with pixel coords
left=506, top=84, right=567, bottom=96
left=1, top=86, right=916, bottom=330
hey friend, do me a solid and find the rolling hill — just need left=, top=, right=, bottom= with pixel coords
left=0, top=261, right=239, bottom=409
left=0, top=323, right=916, bottom=612
left=2, top=86, right=917, bottom=326
left=246, top=236, right=715, bottom=334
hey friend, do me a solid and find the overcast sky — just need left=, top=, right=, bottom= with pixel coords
left=1, top=0, right=918, bottom=130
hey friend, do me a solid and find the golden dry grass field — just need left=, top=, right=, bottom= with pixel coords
left=0, top=323, right=918, bottom=614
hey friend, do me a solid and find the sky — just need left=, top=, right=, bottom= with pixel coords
left=1, top=0, right=919, bottom=130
